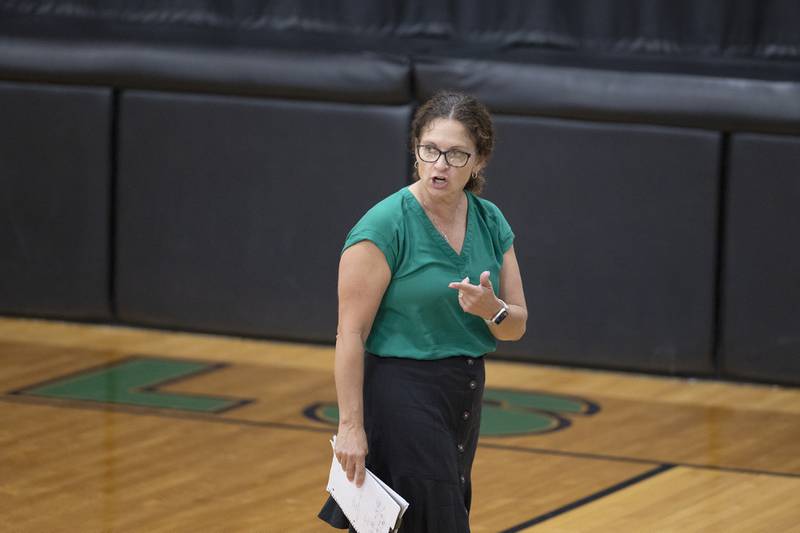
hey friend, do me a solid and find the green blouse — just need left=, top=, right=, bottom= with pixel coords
left=342, top=186, right=515, bottom=360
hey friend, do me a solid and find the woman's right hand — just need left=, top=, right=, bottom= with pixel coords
left=335, top=423, right=368, bottom=487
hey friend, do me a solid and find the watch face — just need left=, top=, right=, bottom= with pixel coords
left=493, top=308, right=509, bottom=325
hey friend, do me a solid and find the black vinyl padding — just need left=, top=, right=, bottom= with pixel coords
left=413, top=57, right=800, bottom=135
left=0, top=36, right=411, bottom=105
left=0, top=81, right=111, bottom=319
left=720, top=134, right=800, bottom=385
left=2, top=33, right=799, bottom=134
left=488, top=116, right=720, bottom=374
left=115, top=91, right=411, bottom=341
left=2, top=6, right=800, bottom=384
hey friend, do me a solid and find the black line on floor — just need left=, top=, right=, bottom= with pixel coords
left=498, top=464, right=675, bottom=532
left=481, top=442, right=800, bottom=480
left=0, top=394, right=331, bottom=434
left=2, top=394, right=798, bottom=479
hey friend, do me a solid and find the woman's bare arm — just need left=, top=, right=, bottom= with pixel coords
left=333, top=240, right=391, bottom=487
left=491, top=244, right=527, bottom=341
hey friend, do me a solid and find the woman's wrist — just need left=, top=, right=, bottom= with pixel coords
left=484, top=298, right=509, bottom=324
left=338, top=419, right=364, bottom=430
left=487, top=304, right=527, bottom=340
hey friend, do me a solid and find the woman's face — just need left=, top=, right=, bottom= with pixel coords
left=415, top=118, right=483, bottom=198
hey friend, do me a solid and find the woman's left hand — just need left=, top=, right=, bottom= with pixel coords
left=448, top=271, right=501, bottom=321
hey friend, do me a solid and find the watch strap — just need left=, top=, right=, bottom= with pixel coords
left=486, top=299, right=509, bottom=325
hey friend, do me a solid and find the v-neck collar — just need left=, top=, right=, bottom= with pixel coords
left=405, top=186, right=473, bottom=262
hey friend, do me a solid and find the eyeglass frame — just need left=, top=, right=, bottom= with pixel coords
left=416, top=144, right=473, bottom=168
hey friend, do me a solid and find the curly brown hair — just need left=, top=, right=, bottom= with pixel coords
left=410, top=91, right=495, bottom=195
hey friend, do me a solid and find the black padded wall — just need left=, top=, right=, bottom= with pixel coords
left=0, top=81, right=111, bottom=319
left=2, top=2, right=799, bottom=384
left=721, top=134, right=800, bottom=385
left=116, top=90, right=411, bottom=341
left=413, top=57, right=800, bottom=135
left=488, top=115, right=721, bottom=374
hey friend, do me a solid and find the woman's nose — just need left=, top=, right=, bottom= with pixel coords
left=433, top=154, right=449, bottom=170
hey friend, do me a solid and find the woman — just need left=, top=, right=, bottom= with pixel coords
left=319, top=91, right=527, bottom=532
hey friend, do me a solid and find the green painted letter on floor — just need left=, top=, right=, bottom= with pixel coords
left=21, top=357, right=243, bottom=413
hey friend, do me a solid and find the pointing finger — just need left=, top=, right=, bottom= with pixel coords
left=449, top=282, right=480, bottom=292
left=449, top=276, right=471, bottom=290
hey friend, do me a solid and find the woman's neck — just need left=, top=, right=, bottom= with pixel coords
left=411, top=182, right=465, bottom=222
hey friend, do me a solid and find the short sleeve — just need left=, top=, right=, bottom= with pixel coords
left=341, top=206, right=400, bottom=273
left=497, top=208, right=515, bottom=253
left=481, top=198, right=514, bottom=253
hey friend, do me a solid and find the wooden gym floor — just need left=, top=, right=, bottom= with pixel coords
left=1, top=317, right=798, bottom=532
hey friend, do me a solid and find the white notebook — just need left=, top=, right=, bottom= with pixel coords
left=326, top=436, right=409, bottom=533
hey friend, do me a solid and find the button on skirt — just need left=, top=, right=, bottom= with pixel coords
left=319, top=352, right=485, bottom=532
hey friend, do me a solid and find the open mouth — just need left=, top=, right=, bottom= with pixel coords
left=432, top=176, right=447, bottom=186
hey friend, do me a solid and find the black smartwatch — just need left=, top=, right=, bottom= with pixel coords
left=486, top=299, right=510, bottom=326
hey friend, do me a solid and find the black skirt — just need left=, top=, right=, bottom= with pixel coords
left=318, top=352, right=485, bottom=533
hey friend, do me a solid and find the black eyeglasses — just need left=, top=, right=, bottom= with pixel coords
left=416, top=144, right=472, bottom=168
